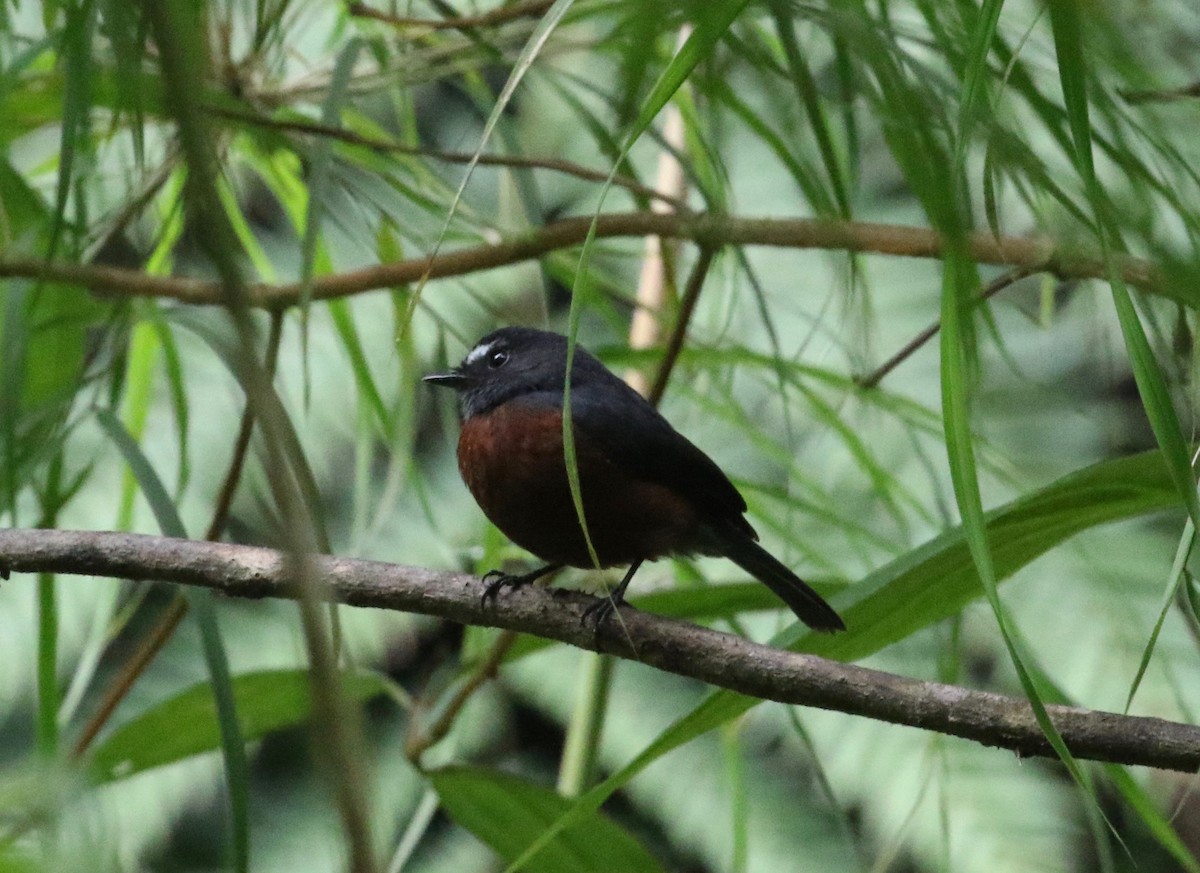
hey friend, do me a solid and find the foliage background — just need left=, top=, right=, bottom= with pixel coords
left=1, top=0, right=1200, bottom=871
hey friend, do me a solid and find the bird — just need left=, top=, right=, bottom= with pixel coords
left=424, top=326, right=845, bottom=632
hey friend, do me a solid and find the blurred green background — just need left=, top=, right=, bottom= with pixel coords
left=2, top=0, right=1200, bottom=871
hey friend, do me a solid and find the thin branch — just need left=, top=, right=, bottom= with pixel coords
left=347, top=0, right=555, bottom=31
left=207, top=107, right=685, bottom=211
left=0, top=212, right=1161, bottom=309
left=2, top=528, right=1198, bottom=773
left=648, top=246, right=716, bottom=406
left=70, top=599, right=185, bottom=757
left=855, top=266, right=1041, bottom=389
left=404, top=630, right=519, bottom=762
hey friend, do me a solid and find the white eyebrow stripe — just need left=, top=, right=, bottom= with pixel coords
left=464, top=341, right=494, bottom=365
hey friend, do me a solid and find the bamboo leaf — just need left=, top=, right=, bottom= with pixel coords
left=94, top=408, right=251, bottom=873
left=90, top=669, right=392, bottom=783
left=433, top=766, right=663, bottom=873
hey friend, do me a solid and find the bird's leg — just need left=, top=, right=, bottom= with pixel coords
left=481, top=563, right=562, bottom=606
left=581, top=558, right=644, bottom=628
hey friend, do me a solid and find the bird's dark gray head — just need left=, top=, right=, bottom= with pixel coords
left=424, top=327, right=610, bottom=419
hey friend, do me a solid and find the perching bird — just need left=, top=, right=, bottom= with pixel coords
left=424, top=327, right=844, bottom=632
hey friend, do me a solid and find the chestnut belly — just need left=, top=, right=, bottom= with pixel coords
left=457, top=402, right=701, bottom=567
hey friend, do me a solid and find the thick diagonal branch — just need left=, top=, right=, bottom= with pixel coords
left=0, top=528, right=1196, bottom=772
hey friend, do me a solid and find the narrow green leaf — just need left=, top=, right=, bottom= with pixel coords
left=94, top=409, right=251, bottom=873
left=189, top=591, right=249, bottom=873
left=143, top=305, right=191, bottom=496
left=214, top=174, right=277, bottom=282
left=503, top=691, right=741, bottom=873
left=329, top=298, right=392, bottom=439
left=1050, top=0, right=1200, bottom=718
left=1125, top=513, right=1195, bottom=712
left=710, top=76, right=834, bottom=216
left=766, top=0, right=850, bottom=216
left=955, top=0, right=1005, bottom=165
left=115, top=320, right=159, bottom=530
left=1111, top=286, right=1200, bottom=528
left=36, top=572, right=57, bottom=760
left=91, top=669, right=391, bottom=782
left=1105, top=765, right=1200, bottom=873
left=623, top=3, right=750, bottom=147
left=405, top=0, right=578, bottom=319
left=96, top=407, right=184, bottom=539
left=720, top=723, right=748, bottom=873
left=1046, top=1, right=1094, bottom=180
left=939, top=248, right=1087, bottom=795
left=47, top=0, right=97, bottom=260
left=299, top=37, right=362, bottom=317
left=163, top=309, right=331, bottom=551
left=434, top=766, right=662, bottom=873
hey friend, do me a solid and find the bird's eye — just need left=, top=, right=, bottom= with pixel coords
left=487, top=349, right=509, bottom=369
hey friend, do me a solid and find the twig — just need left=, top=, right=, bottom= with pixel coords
left=404, top=630, right=519, bottom=762
left=347, top=0, right=555, bottom=31
left=2, top=528, right=1198, bottom=773
left=0, top=212, right=1159, bottom=308
left=648, top=246, right=716, bottom=406
left=206, top=107, right=685, bottom=211
left=855, top=266, right=1040, bottom=389
left=70, top=598, right=186, bottom=757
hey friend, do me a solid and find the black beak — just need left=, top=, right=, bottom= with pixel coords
left=423, top=370, right=467, bottom=389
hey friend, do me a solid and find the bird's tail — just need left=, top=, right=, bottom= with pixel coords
left=712, top=530, right=845, bottom=632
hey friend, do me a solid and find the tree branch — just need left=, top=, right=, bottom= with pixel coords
left=347, top=0, right=554, bottom=31
left=1, top=528, right=1196, bottom=773
left=0, top=211, right=1162, bottom=309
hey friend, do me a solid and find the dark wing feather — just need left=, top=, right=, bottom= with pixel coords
left=565, top=378, right=755, bottom=537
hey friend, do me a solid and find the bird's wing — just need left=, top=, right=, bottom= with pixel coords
left=563, top=380, right=755, bottom=537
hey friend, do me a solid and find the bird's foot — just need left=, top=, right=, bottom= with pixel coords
left=580, top=594, right=631, bottom=631
left=480, top=566, right=553, bottom=606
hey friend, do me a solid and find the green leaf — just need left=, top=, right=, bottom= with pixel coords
left=503, top=691, right=740, bottom=873
left=329, top=298, right=392, bottom=439
left=48, top=0, right=97, bottom=260
left=431, top=766, right=662, bottom=873
left=298, top=35, right=361, bottom=395
left=142, top=304, right=191, bottom=496
left=812, top=448, right=1176, bottom=661
left=955, top=0, right=1005, bottom=166
left=766, top=0, right=850, bottom=217
left=1050, top=0, right=1200, bottom=725
left=90, top=669, right=392, bottom=783
left=1110, top=285, right=1200, bottom=527
left=1104, top=764, right=1200, bottom=873
left=94, top=408, right=251, bottom=872
left=95, top=407, right=184, bottom=539
left=1125, top=517, right=1194, bottom=711
left=623, top=2, right=750, bottom=149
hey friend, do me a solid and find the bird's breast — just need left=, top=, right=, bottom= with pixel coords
left=456, top=400, right=701, bottom=567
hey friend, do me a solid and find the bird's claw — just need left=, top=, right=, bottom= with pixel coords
left=480, top=569, right=532, bottom=606
left=580, top=595, right=629, bottom=630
